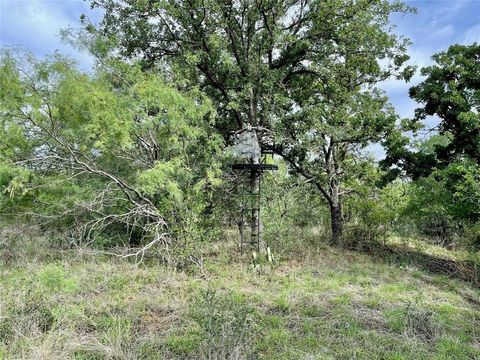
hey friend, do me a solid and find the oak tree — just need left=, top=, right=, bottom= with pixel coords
left=87, top=0, right=414, bottom=244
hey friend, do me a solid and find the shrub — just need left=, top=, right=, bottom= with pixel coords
left=0, top=50, right=223, bottom=256
left=343, top=180, right=408, bottom=250
left=166, top=288, right=257, bottom=359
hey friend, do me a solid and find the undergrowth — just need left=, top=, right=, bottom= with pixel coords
left=1, top=234, right=479, bottom=359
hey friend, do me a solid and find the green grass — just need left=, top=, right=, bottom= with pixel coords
left=1, top=239, right=479, bottom=359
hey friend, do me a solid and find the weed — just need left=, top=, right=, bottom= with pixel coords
left=37, top=264, right=79, bottom=294
left=190, top=288, right=256, bottom=359
left=385, top=300, right=440, bottom=342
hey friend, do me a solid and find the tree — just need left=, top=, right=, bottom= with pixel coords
left=275, top=81, right=402, bottom=244
left=86, top=0, right=414, bottom=244
left=382, top=44, right=480, bottom=247
left=0, top=50, right=222, bottom=256
left=383, top=43, right=480, bottom=178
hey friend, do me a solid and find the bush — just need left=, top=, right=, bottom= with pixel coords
left=261, top=165, right=331, bottom=254
left=402, top=160, right=480, bottom=249
left=343, top=181, right=408, bottom=250
left=166, top=288, right=257, bottom=359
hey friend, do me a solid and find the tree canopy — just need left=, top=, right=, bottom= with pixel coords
left=383, top=43, right=480, bottom=179
left=85, top=0, right=415, bottom=243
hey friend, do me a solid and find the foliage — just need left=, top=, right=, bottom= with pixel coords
left=179, top=289, right=256, bottom=358
left=0, top=49, right=222, bottom=252
left=261, top=161, right=330, bottom=253
left=344, top=176, right=409, bottom=250
left=402, top=158, right=480, bottom=249
left=383, top=43, right=480, bottom=178
left=381, top=43, right=480, bottom=250
left=86, top=0, right=415, bottom=244
left=410, top=43, right=480, bottom=166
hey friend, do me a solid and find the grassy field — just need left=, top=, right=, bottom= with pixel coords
left=1, top=235, right=480, bottom=359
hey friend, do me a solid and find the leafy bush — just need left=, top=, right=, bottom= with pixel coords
left=261, top=164, right=330, bottom=253
left=37, top=264, right=79, bottom=294
left=343, top=166, right=409, bottom=250
left=0, top=50, right=223, bottom=255
left=402, top=159, right=480, bottom=249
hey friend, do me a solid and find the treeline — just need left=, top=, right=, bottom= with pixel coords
left=0, top=0, right=479, bottom=258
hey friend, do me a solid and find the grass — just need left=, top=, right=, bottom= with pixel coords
left=1, top=235, right=480, bottom=359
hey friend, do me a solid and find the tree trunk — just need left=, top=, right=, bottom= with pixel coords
left=330, top=202, right=344, bottom=244
left=329, top=184, right=344, bottom=245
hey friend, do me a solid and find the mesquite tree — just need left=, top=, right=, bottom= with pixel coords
left=86, top=0, right=414, bottom=244
left=0, top=50, right=222, bottom=255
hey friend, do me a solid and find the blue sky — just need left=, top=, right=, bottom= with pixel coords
left=384, top=0, right=480, bottom=120
left=1, top=0, right=479, bottom=143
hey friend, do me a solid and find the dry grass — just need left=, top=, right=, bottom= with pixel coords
left=1, top=234, right=480, bottom=359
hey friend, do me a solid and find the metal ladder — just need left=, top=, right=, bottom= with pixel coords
left=239, top=173, right=261, bottom=255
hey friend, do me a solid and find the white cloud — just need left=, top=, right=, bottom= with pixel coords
left=429, top=0, right=469, bottom=21
left=426, top=24, right=455, bottom=40
left=378, top=46, right=434, bottom=98
left=464, top=24, right=480, bottom=44
left=0, top=0, right=95, bottom=71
